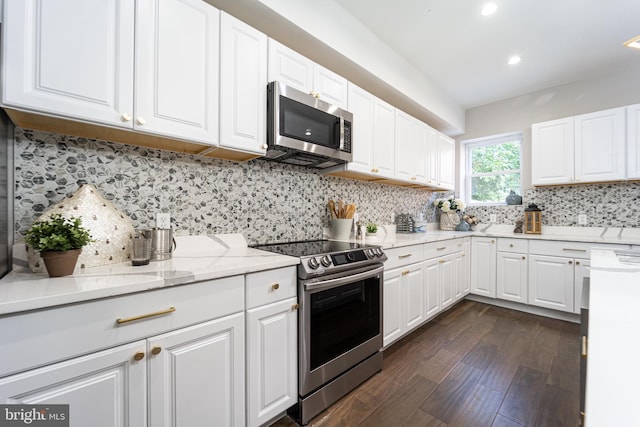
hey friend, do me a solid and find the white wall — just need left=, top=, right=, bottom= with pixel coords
left=457, top=60, right=640, bottom=190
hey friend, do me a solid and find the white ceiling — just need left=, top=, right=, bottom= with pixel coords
left=332, top=0, right=640, bottom=109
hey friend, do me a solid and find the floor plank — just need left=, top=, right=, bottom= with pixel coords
left=269, top=301, right=580, bottom=427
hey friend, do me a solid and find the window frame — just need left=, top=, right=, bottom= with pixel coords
left=461, top=132, right=523, bottom=207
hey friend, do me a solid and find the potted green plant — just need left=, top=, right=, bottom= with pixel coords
left=25, top=214, right=94, bottom=277
left=366, top=222, right=378, bottom=237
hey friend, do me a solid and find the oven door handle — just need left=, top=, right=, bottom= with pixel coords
left=303, top=265, right=384, bottom=292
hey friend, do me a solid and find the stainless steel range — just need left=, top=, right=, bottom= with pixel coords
left=254, top=240, right=386, bottom=425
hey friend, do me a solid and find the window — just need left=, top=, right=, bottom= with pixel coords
left=462, top=132, right=522, bottom=205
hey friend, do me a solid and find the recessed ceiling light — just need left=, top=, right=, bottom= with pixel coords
left=481, top=2, right=497, bottom=16
left=624, top=35, right=640, bottom=50
left=507, top=55, right=521, bottom=65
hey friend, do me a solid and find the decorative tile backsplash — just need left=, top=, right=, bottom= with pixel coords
left=14, top=128, right=431, bottom=245
left=14, top=128, right=640, bottom=245
left=448, top=183, right=640, bottom=229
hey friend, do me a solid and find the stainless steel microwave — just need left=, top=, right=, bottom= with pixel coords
left=264, top=81, right=353, bottom=168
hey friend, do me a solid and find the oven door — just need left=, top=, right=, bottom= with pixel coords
left=299, top=264, right=383, bottom=396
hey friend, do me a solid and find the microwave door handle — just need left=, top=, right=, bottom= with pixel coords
left=303, top=265, right=384, bottom=292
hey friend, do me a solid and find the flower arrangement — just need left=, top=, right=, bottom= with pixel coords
left=434, top=195, right=466, bottom=213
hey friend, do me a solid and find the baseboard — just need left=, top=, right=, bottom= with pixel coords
left=464, top=294, right=580, bottom=323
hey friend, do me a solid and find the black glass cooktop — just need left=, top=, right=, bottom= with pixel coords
left=253, top=239, right=374, bottom=258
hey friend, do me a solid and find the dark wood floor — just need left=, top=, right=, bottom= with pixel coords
left=272, top=300, right=580, bottom=427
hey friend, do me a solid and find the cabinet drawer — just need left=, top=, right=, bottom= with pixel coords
left=424, top=239, right=459, bottom=259
left=384, top=245, right=424, bottom=270
left=529, top=240, right=629, bottom=259
left=246, top=266, right=297, bottom=309
left=0, top=276, right=244, bottom=378
left=498, top=238, right=528, bottom=253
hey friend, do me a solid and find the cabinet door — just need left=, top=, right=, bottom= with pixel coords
left=394, top=109, right=414, bottom=181
left=528, top=255, right=574, bottom=313
left=403, top=263, right=425, bottom=331
left=219, top=12, right=267, bottom=154
left=462, top=238, right=471, bottom=295
left=423, top=259, right=441, bottom=319
left=0, top=341, right=146, bottom=427
left=2, top=0, right=135, bottom=127
left=148, top=312, right=245, bottom=427
left=531, top=117, right=574, bottom=185
left=440, top=255, right=456, bottom=309
left=313, top=65, right=348, bottom=109
left=574, top=259, right=591, bottom=315
left=425, top=126, right=439, bottom=186
left=135, top=0, right=219, bottom=144
left=627, top=103, right=640, bottom=179
left=412, top=120, right=429, bottom=184
left=267, top=39, right=313, bottom=93
left=575, top=107, right=626, bottom=183
left=453, top=251, right=465, bottom=301
left=246, top=298, right=297, bottom=427
left=470, top=237, right=497, bottom=298
left=383, top=268, right=403, bottom=347
left=372, top=98, right=395, bottom=177
left=497, top=252, right=528, bottom=303
left=437, top=133, right=455, bottom=190
left=347, top=83, right=375, bottom=173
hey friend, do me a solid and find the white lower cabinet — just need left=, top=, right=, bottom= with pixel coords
left=528, top=255, right=575, bottom=312
left=0, top=313, right=245, bottom=427
left=470, top=237, right=497, bottom=297
left=246, top=298, right=298, bottom=427
left=439, top=254, right=456, bottom=310
left=245, top=266, right=298, bottom=427
left=574, top=260, right=591, bottom=315
left=497, top=252, right=528, bottom=303
left=383, top=262, right=424, bottom=347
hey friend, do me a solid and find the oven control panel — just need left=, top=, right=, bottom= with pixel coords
left=304, top=247, right=386, bottom=274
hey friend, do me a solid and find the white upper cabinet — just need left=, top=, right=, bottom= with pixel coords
left=219, top=12, right=268, bottom=154
left=626, top=103, right=640, bottom=180
left=135, top=0, right=220, bottom=144
left=343, top=83, right=395, bottom=178
left=346, top=83, right=376, bottom=173
left=373, top=97, right=396, bottom=178
left=532, top=106, right=626, bottom=186
left=2, top=0, right=135, bottom=127
left=268, top=39, right=348, bottom=109
left=437, top=133, right=455, bottom=190
left=574, top=107, right=625, bottom=183
left=395, top=110, right=430, bottom=184
left=531, top=117, right=575, bottom=185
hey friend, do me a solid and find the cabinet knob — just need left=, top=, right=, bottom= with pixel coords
left=438, top=260, right=445, bottom=264
left=569, top=260, right=573, bottom=265
left=136, top=117, right=146, bottom=125
left=121, top=113, right=132, bottom=122
left=522, top=256, right=526, bottom=260
left=271, top=283, right=280, bottom=291
left=576, top=261, right=580, bottom=265
left=133, top=351, right=145, bottom=361
left=261, top=144, right=268, bottom=150
left=151, top=346, right=162, bottom=355
left=428, top=179, right=433, bottom=183
left=491, top=240, right=495, bottom=244
left=411, top=176, right=416, bottom=180
left=509, top=244, right=514, bottom=247
left=292, top=303, right=299, bottom=311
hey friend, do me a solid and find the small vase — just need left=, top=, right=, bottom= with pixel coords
left=439, top=211, right=461, bottom=231
left=40, top=249, right=82, bottom=277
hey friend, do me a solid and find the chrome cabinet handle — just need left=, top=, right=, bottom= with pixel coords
left=563, top=248, right=587, bottom=252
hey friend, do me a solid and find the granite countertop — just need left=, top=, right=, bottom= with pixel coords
left=0, top=235, right=299, bottom=316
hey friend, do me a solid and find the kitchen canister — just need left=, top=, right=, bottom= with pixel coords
left=143, top=228, right=177, bottom=261
left=330, top=218, right=353, bottom=240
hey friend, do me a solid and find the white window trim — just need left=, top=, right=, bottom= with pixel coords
left=460, top=132, right=523, bottom=207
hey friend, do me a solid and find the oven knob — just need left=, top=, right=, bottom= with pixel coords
left=320, top=255, right=332, bottom=267
left=308, top=257, right=320, bottom=270
left=367, top=248, right=375, bottom=258
left=375, top=248, right=384, bottom=257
